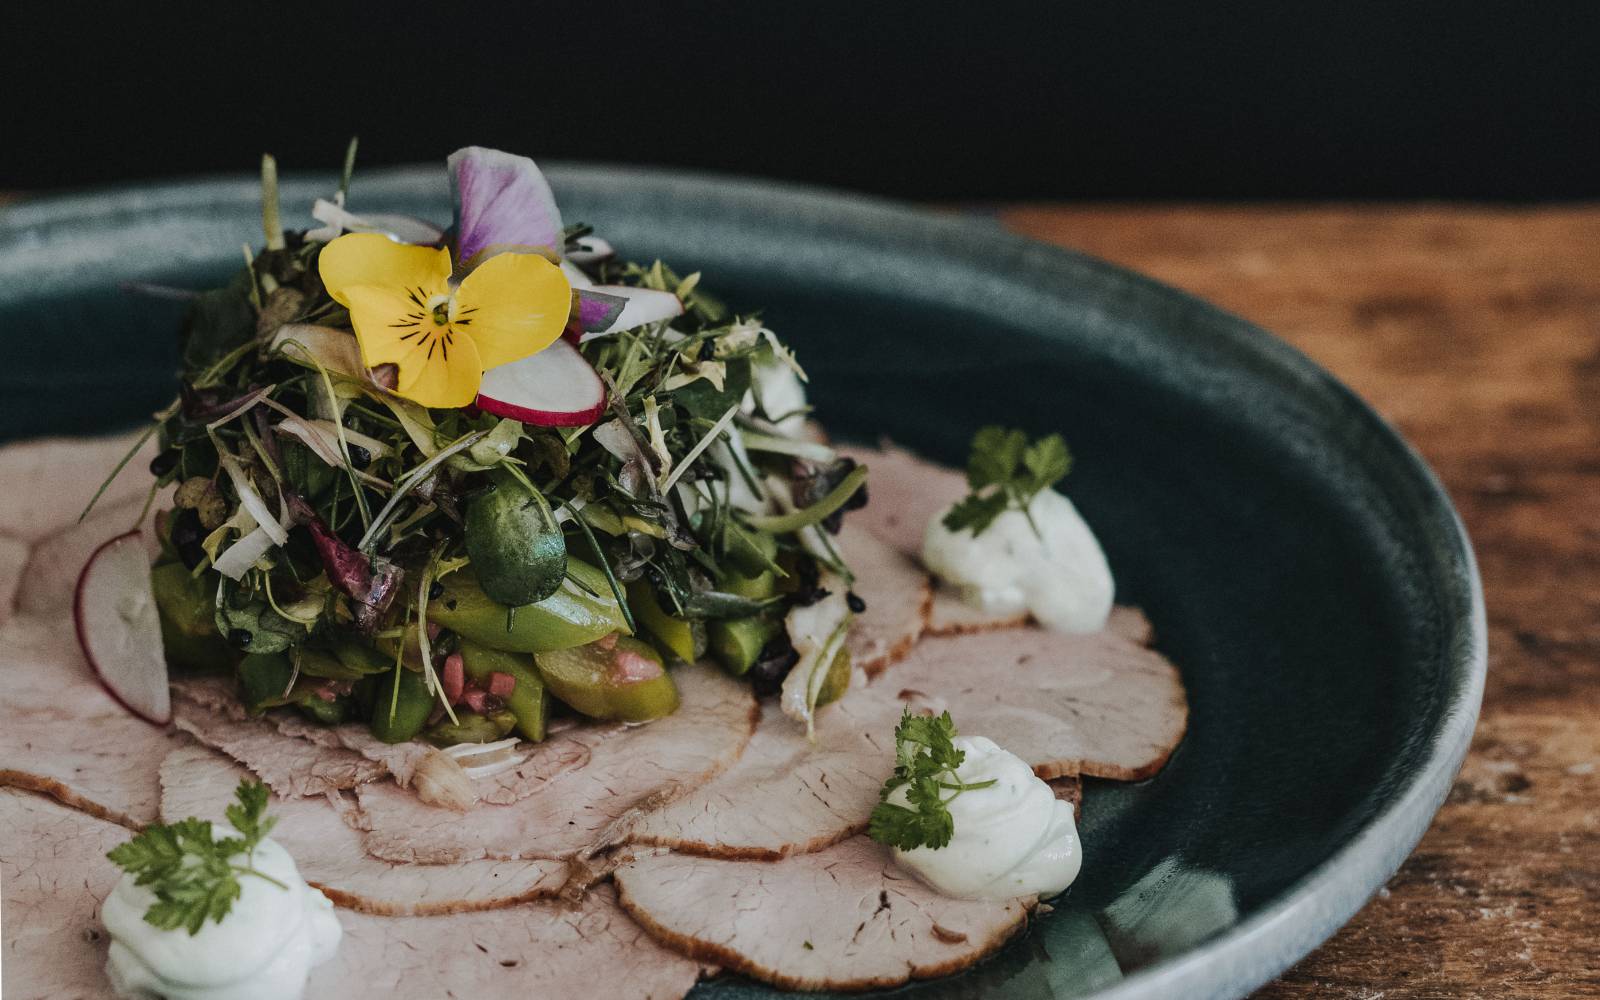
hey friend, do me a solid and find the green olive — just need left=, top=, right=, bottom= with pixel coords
left=429, top=560, right=628, bottom=653
left=458, top=641, right=549, bottom=742
left=535, top=635, right=680, bottom=722
left=464, top=470, right=567, bottom=606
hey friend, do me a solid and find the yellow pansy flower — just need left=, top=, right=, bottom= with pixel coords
left=318, top=233, right=570, bottom=408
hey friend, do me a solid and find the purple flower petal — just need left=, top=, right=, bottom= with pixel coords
left=448, top=146, right=564, bottom=270
left=576, top=285, right=685, bottom=342
left=574, top=288, right=628, bottom=332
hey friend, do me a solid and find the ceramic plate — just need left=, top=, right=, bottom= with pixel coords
left=0, top=166, right=1485, bottom=999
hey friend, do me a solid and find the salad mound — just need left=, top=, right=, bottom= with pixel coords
left=97, top=144, right=867, bottom=751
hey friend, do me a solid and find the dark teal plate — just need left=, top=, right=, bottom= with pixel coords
left=0, top=167, right=1484, bottom=999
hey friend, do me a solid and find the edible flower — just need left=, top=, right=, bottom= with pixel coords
left=318, top=233, right=570, bottom=408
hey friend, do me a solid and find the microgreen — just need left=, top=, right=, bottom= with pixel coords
left=868, top=710, right=996, bottom=852
left=941, top=426, right=1072, bottom=536
left=106, top=779, right=284, bottom=935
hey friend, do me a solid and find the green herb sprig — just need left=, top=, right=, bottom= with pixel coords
left=868, top=710, right=996, bottom=851
left=107, top=780, right=284, bottom=935
left=941, top=426, right=1072, bottom=537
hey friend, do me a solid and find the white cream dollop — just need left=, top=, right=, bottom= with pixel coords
left=890, top=736, right=1082, bottom=900
left=103, top=837, right=342, bottom=1000
left=922, top=488, right=1113, bottom=632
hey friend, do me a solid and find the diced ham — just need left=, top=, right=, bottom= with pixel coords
left=838, top=523, right=931, bottom=675
left=442, top=652, right=465, bottom=704
left=0, top=789, right=126, bottom=1000
left=0, top=614, right=172, bottom=827
left=160, top=744, right=569, bottom=915
left=615, top=836, right=1033, bottom=992
left=877, top=606, right=1185, bottom=781
left=488, top=671, right=516, bottom=698
left=352, top=665, right=757, bottom=864
left=623, top=687, right=904, bottom=859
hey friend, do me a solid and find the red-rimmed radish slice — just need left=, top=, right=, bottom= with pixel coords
left=476, top=340, right=607, bottom=427
left=576, top=286, right=684, bottom=342
left=73, top=531, right=171, bottom=726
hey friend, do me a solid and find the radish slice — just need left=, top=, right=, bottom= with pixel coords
left=476, top=340, right=606, bottom=427
left=576, top=286, right=685, bottom=342
left=73, top=531, right=171, bottom=726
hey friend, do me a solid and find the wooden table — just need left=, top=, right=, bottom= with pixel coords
left=999, top=205, right=1600, bottom=998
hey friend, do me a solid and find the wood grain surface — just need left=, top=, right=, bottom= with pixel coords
left=1000, top=205, right=1600, bottom=999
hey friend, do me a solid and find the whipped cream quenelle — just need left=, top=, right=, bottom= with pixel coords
left=922, top=488, right=1113, bottom=632
left=103, top=837, right=342, bottom=1000
left=889, top=736, right=1083, bottom=900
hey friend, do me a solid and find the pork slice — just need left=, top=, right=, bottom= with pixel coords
left=926, top=587, right=1030, bottom=635
left=354, top=664, right=758, bottom=864
left=624, top=686, right=904, bottom=859
left=318, top=884, right=701, bottom=1000
left=839, top=441, right=967, bottom=561
left=272, top=713, right=436, bottom=787
left=1052, top=774, right=1084, bottom=819
left=16, top=494, right=159, bottom=617
left=0, top=788, right=124, bottom=1000
left=615, top=836, right=1033, bottom=992
left=0, top=614, right=172, bottom=827
left=0, top=534, right=28, bottom=625
left=171, top=687, right=389, bottom=797
left=0, top=431, right=158, bottom=542
left=160, top=744, right=569, bottom=915
left=839, top=523, right=931, bottom=675
left=876, top=610, right=1186, bottom=781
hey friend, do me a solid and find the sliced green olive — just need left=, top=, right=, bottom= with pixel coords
left=627, top=579, right=705, bottom=664
left=424, top=709, right=517, bottom=746
left=428, top=560, right=628, bottom=653
left=709, top=614, right=781, bottom=677
left=815, top=645, right=852, bottom=707
left=535, top=635, right=679, bottom=722
left=369, top=667, right=435, bottom=744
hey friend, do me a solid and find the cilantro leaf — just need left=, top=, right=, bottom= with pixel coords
left=941, top=427, right=1073, bottom=537
left=106, top=780, right=283, bottom=935
left=868, top=710, right=993, bottom=852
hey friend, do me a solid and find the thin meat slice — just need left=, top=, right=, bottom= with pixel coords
left=839, top=441, right=966, bottom=560
left=0, top=535, right=28, bottom=626
left=877, top=607, right=1185, bottom=781
left=171, top=686, right=389, bottom=797
left=16, top=494, right=158, bottom=617
left=926, top=588, right=1030, bottom=635
left=615, top=836, right=1033, bottom=992
left=320, top=884, right=701, bottom=1000
left=354, top=664, right=758, bottom=864
left=160, top=745, right=569, bottom=915
left=0, top=788, right=124, bottom=1000
left=1052, top=774, right=1084, bottom=819
left=623, top=687, right=904, bottom=859
left=0, top=614, right=172, bottom=828
left=839, top=523, right=931, bottom=675
left=0, top=431, right=158, bottom=542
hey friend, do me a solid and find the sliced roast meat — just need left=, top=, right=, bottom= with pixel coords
left=1052, top=774, right=1084, bottom=819
left=615, top=836, right=1033, bottom=992
left=273, top=713, right=435, bottom=788
left=353, top=664, right=758, bottom=864
left=0, top=615, right=172, bottom=827
left=877, top=608, right=1185, bottom=781
left=0, top=534, right=28, bottom=625
left=0, top=431, right=158, bottom=542
left=926, top=588, right=1030, bottom=635
left=838, top=441, right=966, bottom=560
left=624, top=686, right=904, bottom=859
left=160, top=744, right=568, bottom=915
left=171, top=687, right=388, bottom=797
left=838, top=523, right=931, bottom=675
left=17, top=494, right=158, bottom=617
left=321, top=884, right=701, bottom=1000
left=0, top=788, right=124, bottom=999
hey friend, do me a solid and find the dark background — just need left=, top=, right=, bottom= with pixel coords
left=6, top=1, right=1598, bottom=201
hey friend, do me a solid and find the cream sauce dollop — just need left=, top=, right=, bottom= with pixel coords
left=922, top=488, right=1113, bottom=632
left=103, top=837, right=342, bottom=1000
left=890, top=736, right=1082, bottom=900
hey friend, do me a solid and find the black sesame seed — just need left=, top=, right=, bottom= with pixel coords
left=846, top=591, right=867, bottom=613
left=148, top=451, right=179, bottom=477
left=347, top=443, right=373, bottom=469
left=429, top=581, right=444, bottom=600
left=227, top=628, right=253, bottom=647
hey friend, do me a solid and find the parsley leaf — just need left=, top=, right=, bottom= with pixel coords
left=107, top=779, right=285, bottom=935
left=868, top=710, right=995, bottom=851
left=941, top=426, right=1073, bottom=536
